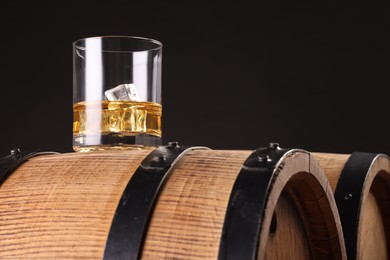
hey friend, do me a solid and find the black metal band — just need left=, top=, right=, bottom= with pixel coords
left=334, top=152, right=379, bottom=260
left=0, top=148, right=59, bottom=186
left=103, top=142, right=210, bottom=260
left=218, top=143, right=289, bottom=260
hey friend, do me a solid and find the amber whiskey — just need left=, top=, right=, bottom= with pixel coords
left=73, top=100, right=162, bottom=151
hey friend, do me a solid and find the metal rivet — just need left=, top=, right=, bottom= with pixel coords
left=344, top=193, right=352, bottom=200
left=10, top=148, right=21, bottom=155
left=257, top=155, right=269, bottom=163
left=149, top=155, right=167, bottom=167
left=167, top=142, right=179, bottom=148
left=152, top=155, right=166, bottom=162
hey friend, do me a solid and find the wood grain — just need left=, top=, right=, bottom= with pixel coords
left=142, top=149, right=251, bottom=259
left=312, top=152, right=390, bottom=260
left=0, top=150, right=152, bottom=259
left=0, top=149, right=349, bottom=259
left=265, top=193, right=312, bottom=260
left=258, top=151, right=346, bottom=260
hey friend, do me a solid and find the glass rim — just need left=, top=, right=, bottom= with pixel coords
left=73, top=35, right=163, bottom=53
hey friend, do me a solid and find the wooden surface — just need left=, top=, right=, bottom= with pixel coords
left=313, top=152, right=390, bottom=260
left=264, top=193, right=312, bottom=260
left=142, top=149, right=251, bottom=259
left=360, top=192, right=387, bottom=260
left=258, top=151, right=346, bottom=260
left=0, top=149, right=348, bottom=259
left=311, top=153, right=350, bottom=193
left=0, top=150, right=152, bottom=259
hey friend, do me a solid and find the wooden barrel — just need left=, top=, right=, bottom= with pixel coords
left=313, top=152, right=390, bottom=260
left=0, top=144, right=346, bottom=259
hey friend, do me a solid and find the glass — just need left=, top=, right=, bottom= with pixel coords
left=72, top=36, right=162, bottom=152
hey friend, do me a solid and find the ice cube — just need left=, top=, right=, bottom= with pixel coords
left=104, top=83, right=141, bottom=101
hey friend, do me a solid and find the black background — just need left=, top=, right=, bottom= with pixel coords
left=0, top=1, right=389, bottom=157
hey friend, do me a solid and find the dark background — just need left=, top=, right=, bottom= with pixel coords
left=0, top=1, right=389, bottom=157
